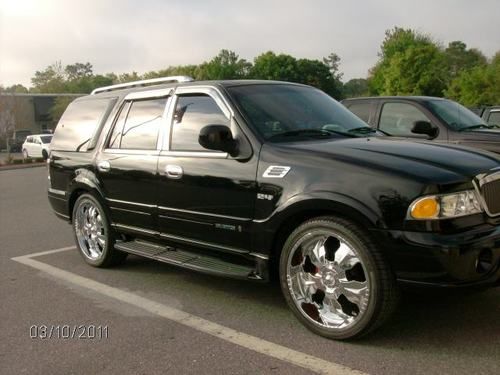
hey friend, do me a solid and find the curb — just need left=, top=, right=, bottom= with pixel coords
left=0, top=163, right=46, bottom=171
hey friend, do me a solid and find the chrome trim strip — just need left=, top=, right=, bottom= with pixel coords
left=249, top=252, right=269, bottom=260
left=159, top=151, right=228, bottom=158
left=102, top=149, right=161, bottom=156
left=125, top=88, right=173, bottom=100
left=107, top=198, right=156, bottom=209
left=159, top=215, right=212, bottom=226
left=110, top=207, right=151, bottom=216
left=158, top=206, right=250, bottom=221
left=91, top=76, right=193, bottom=95
left=159, top=232, right=248, bottom=254
left=48, top=188, right=66, bottom=196
left=112, top=223, right=159, bottom=236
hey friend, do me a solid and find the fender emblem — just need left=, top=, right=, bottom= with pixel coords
left=263, top=166, right=290, bottom=178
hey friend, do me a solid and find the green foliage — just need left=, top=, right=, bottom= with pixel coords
left=445, top=52, right=500, bottom=106
left=444, top=41, right=487, bottom=80
left=343, top=78, right=369, bottom=98
left=195, top=50, right=251, bottom=80
left=369, top=27, right=447, bottom=96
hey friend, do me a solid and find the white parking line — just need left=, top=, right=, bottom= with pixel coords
left=12, top=247, right=367, bottom=375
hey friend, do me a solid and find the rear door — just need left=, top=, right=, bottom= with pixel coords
left=96, top=90, right=171, bottom=234
left=156, top=86, right=258, bottom=253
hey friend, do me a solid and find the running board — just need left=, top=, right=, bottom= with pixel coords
left=114, top=240, right=264, bottom=280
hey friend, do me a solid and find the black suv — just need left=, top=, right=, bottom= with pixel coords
left=48, top=77, right=500, bottom=339
left=342, top=96, right=500, bottom=154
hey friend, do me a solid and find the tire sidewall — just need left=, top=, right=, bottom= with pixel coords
left=279, top=218, right=381, bottom=340
left=72, top=193, right=114, bottom=267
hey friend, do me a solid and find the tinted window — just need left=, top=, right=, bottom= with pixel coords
left=171, top=94, right=229, bottom=151
left=227, top=84, right=370, bottom=142
left=51, top=98, right=112, bottom=152
left=346, top=102, right=371, bottom=123
left=114, top=98, right=166, bottom=150
left=426, top=99, right=486, bottom=130
left=40, top=135, right=52, bottom=144
left=108, top=103, right=130, bottom=149
left=487, top=111, right=500, bottom=126
left=379, top=102, right=430, bottom=136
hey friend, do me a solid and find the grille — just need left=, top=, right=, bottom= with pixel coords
left=480, top=178, right=500, bottom=216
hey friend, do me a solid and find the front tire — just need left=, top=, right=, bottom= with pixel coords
left=72, top=193, right=127, bottom=267
left=279, top=216, right=399, bottom=339
left=22, top=149, right=29, bottom=159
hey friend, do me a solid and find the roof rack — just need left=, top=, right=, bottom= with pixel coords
left=91, top=76, right=194, bottom=95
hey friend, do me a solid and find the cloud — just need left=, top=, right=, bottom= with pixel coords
left=1, top=0, right=499, bottom=87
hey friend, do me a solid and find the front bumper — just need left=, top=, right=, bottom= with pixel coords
left=374, top=225, right=500, bottom=288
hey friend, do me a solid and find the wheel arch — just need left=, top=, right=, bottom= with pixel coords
left=67, top=170, right=107, bottom=221
left=265, top=194, right=383, bottom=277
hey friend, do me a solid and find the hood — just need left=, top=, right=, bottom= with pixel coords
left=279, top=137, right=500, bottom=184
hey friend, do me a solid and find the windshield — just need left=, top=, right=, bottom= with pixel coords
left=40, top=135, right=53, bottom=144
left=426, top=99, right=488, bottom=131
left=227, top=84, right=372, bottom=142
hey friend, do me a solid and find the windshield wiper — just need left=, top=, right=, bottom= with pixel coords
left=348, top=127, right=377, bottom=134
left=459, top=124, right=498, bottom=131
left=268, top=128, right=354, bottom=140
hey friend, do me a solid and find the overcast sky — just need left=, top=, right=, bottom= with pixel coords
left=1, top=0, right=499, bottom=87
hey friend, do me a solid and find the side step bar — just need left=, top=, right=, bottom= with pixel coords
left=114, top=240, right=265, bottom=280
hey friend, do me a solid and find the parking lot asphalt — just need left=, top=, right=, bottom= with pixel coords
left=1, top=167, right=499, bottom=375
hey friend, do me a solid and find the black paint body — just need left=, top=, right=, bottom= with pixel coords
left=48, top=82, right=500, bottom=287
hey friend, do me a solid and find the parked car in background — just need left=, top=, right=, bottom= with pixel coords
left=342, top=96, right=500, bottom=154
left=481, top=106, right=500, bottom=126
left=8, top=129, right=32, bottom=152
left=22, top=134, right=53, bottom=159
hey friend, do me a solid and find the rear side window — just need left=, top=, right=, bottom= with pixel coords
left=107, top=98, right=166, bottom=150
left=346, top=102, right=371, bottom=123
left=487, top=111, right=500, bottom=126
left=51, top=98, right=113, bottom=152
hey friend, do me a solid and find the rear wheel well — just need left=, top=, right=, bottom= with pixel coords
left=269, top=208, right=374, bottom=280
left=68, top=189, right=88, bottom=221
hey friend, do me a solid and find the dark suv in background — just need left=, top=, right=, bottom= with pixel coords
left=342, top=96, right=500, bottom=154
left=48, top=77, right=500, bottom=339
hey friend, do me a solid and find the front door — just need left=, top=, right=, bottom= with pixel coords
left=157, top=87, right=258, bottom=253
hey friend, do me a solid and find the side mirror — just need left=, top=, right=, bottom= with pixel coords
left=411, top=121, right=437, bottom=138
left=199, top=125, right=238, bottom=156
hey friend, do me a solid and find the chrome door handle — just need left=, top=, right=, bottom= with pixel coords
left=165, top=164, right=183, bottom=179
left=97, top=160, right=111, bottom=172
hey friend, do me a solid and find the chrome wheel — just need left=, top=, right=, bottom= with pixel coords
left=74, top=199, right=107, bottom=260
left=286, top=229, right=370, bottom=330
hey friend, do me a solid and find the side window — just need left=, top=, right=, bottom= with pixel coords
left=487, top=111, right=500, bottom=126
left=108, top=98, right=166, bottom=150
left=379, top=102, right=430, bottom=136
left=171, top=94, right=229, bottom=152
left=51, top=98, right=113, bottom=152
left=346, top=102, right=371, bottom=123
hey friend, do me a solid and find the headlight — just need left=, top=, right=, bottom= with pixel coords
left=409, top=190, right=483, bottom=220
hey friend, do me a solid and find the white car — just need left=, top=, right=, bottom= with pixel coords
left=22, top=134, right=53, bottom=160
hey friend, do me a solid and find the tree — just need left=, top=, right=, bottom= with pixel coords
left=1, top=84, right=28, bottom=93
left=445, top=51, right=500, bottom=106
left=343, top=78, right=369, bottom=98
left=250, top=51, right=300, bottom=82
left=368, top=27, right=447, bottom=96
left=30, top=61, right=67, bottom=93
left=195, top=50, right=251, bottom=80
left=0, top=93, right=21, bottom=152
left=323, top=52, right=343, bottom=81
left=444, top=41, right=487, bottom=80
left=65, top=62, right=93, bottom=81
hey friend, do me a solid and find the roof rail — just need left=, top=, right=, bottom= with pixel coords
left=91, top=76, right=194, bottom=95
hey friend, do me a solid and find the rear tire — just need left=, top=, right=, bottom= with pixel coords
left=22, top=149, right=29, bottom=159
left=42, top=149, right=48, bottom=160
left=72, top=193, right=127, bottom=267
left=279, top=216, right=399, bottom=340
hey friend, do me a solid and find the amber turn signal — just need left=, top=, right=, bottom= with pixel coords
left=410, top=197, right=440, bottom=219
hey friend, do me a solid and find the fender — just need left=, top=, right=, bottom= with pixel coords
left=66, top=168, right=106, bottom=218
left=252, top=191, right=386, bottom=255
